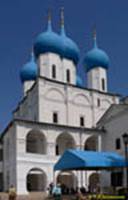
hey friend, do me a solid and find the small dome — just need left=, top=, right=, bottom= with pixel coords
left=84, top=35, right=110, bottom=72
left=76, top=75, right=83, bottom=87
left=34, top=20, right=63, bottom=58
left=20, top=53, right=37, bottom=82
left=60, top=25, right=80, bottom=64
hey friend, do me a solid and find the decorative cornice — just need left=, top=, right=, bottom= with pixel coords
left=1, top=118, right=105, bottom=139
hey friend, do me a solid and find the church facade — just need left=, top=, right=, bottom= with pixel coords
left=0, top=11, right=122, bottom=194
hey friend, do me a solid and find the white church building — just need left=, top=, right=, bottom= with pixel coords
left=0, top=10, right=126, bottom=194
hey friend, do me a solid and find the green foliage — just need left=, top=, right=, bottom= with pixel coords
left=88, top=194, right=125, bottom=199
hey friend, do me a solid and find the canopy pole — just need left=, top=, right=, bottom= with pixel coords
left=81, top=171, right=83, bottom=186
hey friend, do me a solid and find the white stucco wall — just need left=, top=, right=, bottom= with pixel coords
left=101, top=107, right=128, bottom=154
left=87, top=67, right=108, bottom=92
left=99, top=105, right=128, bottom=188
left=37, top=53, right=76, bottom=85
left=62, top=58, right=76, bottom=84
left=14, top=120, right=102, bottom=194
left=14, top=83, right=39, bottom=122
left=23, top=81, right=35, bottom=97
left=38, top=53, right=63, bottom=81
left=38, top=77, right=119, bottom=128
left=3, top=124, right=16, bottom=191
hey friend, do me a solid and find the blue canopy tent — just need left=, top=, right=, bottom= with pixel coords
left=54, top=149, right=126, bottom=171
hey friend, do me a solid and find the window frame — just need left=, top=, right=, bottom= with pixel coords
left=66, top=69, right=71, bottom=83
left=101, top=78, right=105, bottom=91
left=116, top=138, right=121, bottom=150
left=80, top=116, right=85, bottom=127
left=97, top=98, right=100, bottom=107
left=52, top=64, right=56, bottom=79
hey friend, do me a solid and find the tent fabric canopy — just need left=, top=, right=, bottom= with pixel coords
left=54, top=149, right=126, bottom=171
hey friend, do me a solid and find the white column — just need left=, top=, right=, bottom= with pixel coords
left=47, top=142, right=56, bottom=156
left=98, top=135, right=102, bottom=152
left=17, top=171, right=28, bottom=194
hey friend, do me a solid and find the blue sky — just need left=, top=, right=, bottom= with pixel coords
left=0, top=0, right=128, bottom=132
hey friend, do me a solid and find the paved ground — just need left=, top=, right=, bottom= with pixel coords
left=0, top=192, right=48, bottom=200
left=0, top=193, right=76, bottom=200
left=0, top=192, right=77, bottom=200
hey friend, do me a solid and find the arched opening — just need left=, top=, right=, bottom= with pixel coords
left=84, top=136, right=98, bottom=151
left=26, top=130, right=47, bottom=154
left=88, top=173, right=100, bottom=193
left=56, top=133, right=76, bottom=155
left=26, top=168, right=47, bottom=191
left=57, top=171, right=77, bottom=193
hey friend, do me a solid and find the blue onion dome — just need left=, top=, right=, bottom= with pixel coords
left=60, top=8, right=80, bottom=64
left=76, top=75, right=83, bottom=87
left=84, top=31, right=110, bottom=72
left=20, top=52, right=37, bottom=83
left=34, top=12, right=63, bottom=58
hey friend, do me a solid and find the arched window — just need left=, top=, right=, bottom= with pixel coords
left=89, top=173, right=100, bottom=192
left=26, top=130, right=47, bottom=154
left=52, top=65, right=56, bottom=79
left=56, top=133, right=76, bottom=155
left=57, top=171, right=77, bottom=189
left=84, top=136, right=98, bottom=151
left=27, top=168, right=47, bottom=191
left=66, top=69, right=70, bottom=83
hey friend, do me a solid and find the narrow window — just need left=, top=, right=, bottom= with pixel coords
left=53, top=112, right=58, bottom=123
left=97, top=98, right=100, bottom=107
left=0, top=149, right=3, bottom=161
left=116, top=138, right=121, bottom=150
left=80, top=116, right=84, bottom=126
left=52, top=65, right=56, bottom=79
left=56, top=145, right=59, bottom=155
left=101, top=78, right=105, bottom=91
left=66, top=69, right=70, bottom=83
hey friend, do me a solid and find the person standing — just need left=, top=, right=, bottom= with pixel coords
left=49, top=182, right=54, bottom=195
left=8, top=185, right=17, bottom=200
left=52, top=183, right=62, bottom=200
